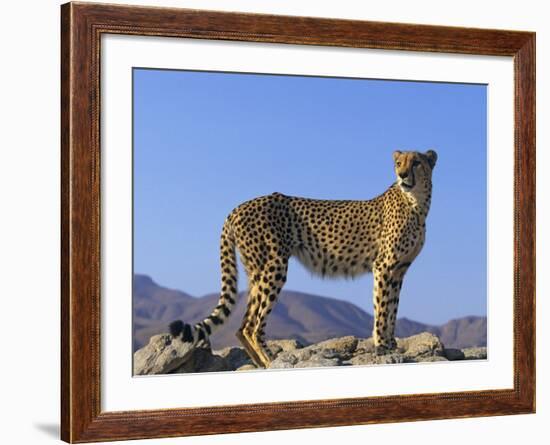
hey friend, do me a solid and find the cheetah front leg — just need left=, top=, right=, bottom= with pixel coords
left=372, top=267, right=391, bottom=355
left=372, top=264, right=409, bottom=355
left=385, top=264, right=409, bottom=350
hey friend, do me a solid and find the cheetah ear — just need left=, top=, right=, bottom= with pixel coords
left=392, top=150, right=402, bottom=162
left=425, top=150, right=438, bottom=169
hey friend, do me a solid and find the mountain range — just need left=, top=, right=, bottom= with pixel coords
left=133, top=274, right=486, bottom=352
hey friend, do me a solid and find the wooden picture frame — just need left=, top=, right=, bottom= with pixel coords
left=61, top=2, right=535, bottom=442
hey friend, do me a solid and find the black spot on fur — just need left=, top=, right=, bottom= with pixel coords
left=197, top=328, right=206, bottom=341
left=182, top=323, right=193, bottom=342
left=169, top=320, right=184, bottom=337
left=226, top=295, right=236, bottom=305
left=221, top=305, right=230, bottom=317
left=210, top=315, right=222, bottom=325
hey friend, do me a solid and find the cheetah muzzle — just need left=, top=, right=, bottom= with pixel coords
left=169, top=149, right=438, bottom=368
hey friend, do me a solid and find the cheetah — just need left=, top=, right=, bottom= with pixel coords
left=169, top=150, right=437, bottom=368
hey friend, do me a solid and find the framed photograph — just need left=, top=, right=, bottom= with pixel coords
left=61, top=2, right=535, bottom=442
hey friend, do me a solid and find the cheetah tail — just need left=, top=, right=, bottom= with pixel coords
left=169, top=219, right=239, bottom=346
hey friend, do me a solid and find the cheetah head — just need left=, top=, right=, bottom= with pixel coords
left=393, top=150, right=437, bottom=191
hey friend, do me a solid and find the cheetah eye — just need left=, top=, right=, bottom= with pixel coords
left=396, top=162, right=401, bottom=167
left=412, top=160, right=420, bottom=167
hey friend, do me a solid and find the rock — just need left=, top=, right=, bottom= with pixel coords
left=270, top=353, right=340, bottom=369
left=398, top=332, right=445, bottom=359
left=266, top=339, right=303, bottom=356
left=134, top=331, right=477, bottom=375
left=346, top=352, right=405, bottom=366
left=133, top=334, right=196, bottom=375
left=269, top=351, right=301, bottom=368
left=355, top=338, right=375, bottom=354
left=301, top=335, right=358, bottom=360
left=309, top=336, right=358, bottom=355
left=445, top=348, right=466, bottom=361
left=173, top=348, right=230, bottom=373
left=346, top=333, right=446, bottom=365
left=268, top=336, right=358, bottom=369
left=462, top=347, right=487, bottom=360
left=214, top=347, right=253, bottom=369
left=236, top=364, right=258, bottom=371
left=297, top=357, right=341, bottom=368
left=419, top=356, right=449, bottom=362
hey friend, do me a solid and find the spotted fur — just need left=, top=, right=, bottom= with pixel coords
left=170, top=150, right=437, bottom=368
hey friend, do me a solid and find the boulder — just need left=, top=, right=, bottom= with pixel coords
left=297, top=356, right=341, bottom=368
left=267, top=339, right=303, bottom=355
left=133, top=331, right=482, bottom=375
left=307, top=336, right=358, bottom=356
left=346, top=353, right=405, bottom=366
left=444, top=348, right=466, bottom=361
left=462, top=347, right=487, bottom=360
left=419, top=356, right=449, bottom=362
left=398, top=332, right=445, bottom=359
left=133, top=334, right=195, bottom=375
left=173, top=348, right=230, bottom=373
left=269, top=351, right=300, bottom=368
left=355, top=338, right=376, bottom=354
left=214, top=347, right=253, bottom=369
left=236, top=364, right=258, bottom=372
left=268, top=336, right=357, bottom=369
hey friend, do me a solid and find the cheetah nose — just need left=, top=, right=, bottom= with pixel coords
left=399, top=171, right=408, bottom=179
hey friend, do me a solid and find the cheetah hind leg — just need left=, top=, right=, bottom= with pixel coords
left=248, top=259, right=288, bottom=368
left=236, top=317, right=273, bottom=369
left=236, top=324, right=272, bottom=368
left=237, top=259, right=288, bottom=368
left=249, top=299, right=280, bottom=368
left=236, top=325, right=267, bottom=369
left=235, top=289, right=266, bottom=368
left=250, top=333, right=274, bottom=368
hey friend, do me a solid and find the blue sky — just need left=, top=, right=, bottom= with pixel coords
left=133, top=68, right=487, bottom=325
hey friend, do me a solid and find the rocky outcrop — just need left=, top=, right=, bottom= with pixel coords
left=133, top=332, right=488, bottom=375
left=462, top=347, right=488, bottom=360
left=133, top=334, right=195, bottom=375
